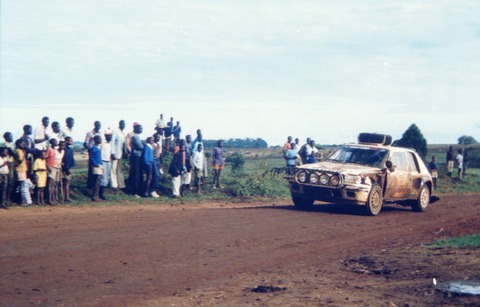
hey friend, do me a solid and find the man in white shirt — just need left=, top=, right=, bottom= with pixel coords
left=193, top=144, right=205, bottom=195
left=58, top=117, right=75, bottom=141
left=456, top=149, right=464, bottom=180
left=34, top=116, right=50, bottom=150
left=100, top=129, right=114, bottom=200
left=111, top=120, right=126, bottom=190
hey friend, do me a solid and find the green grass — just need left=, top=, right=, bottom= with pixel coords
left=58, top=147, right=480, bottom=206
left=434, top=168, right=480, bottom=194
left=426, top=234, right=480, bottom=248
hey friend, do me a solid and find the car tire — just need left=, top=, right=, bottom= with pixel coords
left=366, top=184, right=383, bottom=216
left=292, top=194, right=314, bottom=210
left=411, top=184, right=430, bottom=212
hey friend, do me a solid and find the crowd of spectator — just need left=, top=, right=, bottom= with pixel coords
left=0, top=114, right=226, bottom=209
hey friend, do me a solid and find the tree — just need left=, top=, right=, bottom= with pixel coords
left=395, top=124, right=428, bottom=158
left=457, top=135, right=478, bottom=146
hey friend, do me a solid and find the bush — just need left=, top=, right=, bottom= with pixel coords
left=233, top=171, right=290, bottom=197
left=226, top=152, right=245, bottom=174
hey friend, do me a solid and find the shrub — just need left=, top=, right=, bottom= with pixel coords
left=226, top=152, right=245, bottom=174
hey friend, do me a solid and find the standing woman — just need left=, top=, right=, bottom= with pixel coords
left=212, top=140, right=225, bottom=189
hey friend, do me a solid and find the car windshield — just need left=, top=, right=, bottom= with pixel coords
left=328, top=146, right=388, bottom=167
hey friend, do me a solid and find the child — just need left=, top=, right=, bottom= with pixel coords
left=62, top=136, right=75, bottom=202
left=45, top=139, right=57, bottom=205
left=0, top=147, right=9, bottom=209
left=33, top=151, right=48, bottom=205
left=192, top=143, right=205, bottom=195
left=14, top=139, right=28, bottom=206
left=89, top=135, right=103, bottom=202
left=54, top=141, right=65, bottom=203
left=21, top=178, right=35, bottom=206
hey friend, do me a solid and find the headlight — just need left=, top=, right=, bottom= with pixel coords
left=330, top=174, right=341, bottom=186
left=344, top=175, right=361, bottom=184
left=310, top=172, right=319, bottom=184
left=297, top=171, right=307, bottom=183
left=319, top=173, right=330, bottom=185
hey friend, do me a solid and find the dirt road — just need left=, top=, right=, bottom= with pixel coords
left=1, top=194, right=479, bottom=306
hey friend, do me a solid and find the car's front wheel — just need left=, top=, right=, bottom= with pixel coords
left=291, top=194, right=314, bottom=210
left=411, top=184, right=430, bottom=212
left=366, top=184, right=383, bottom=216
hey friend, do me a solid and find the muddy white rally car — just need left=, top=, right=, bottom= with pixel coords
left=287, top=133, right=433, bottom=216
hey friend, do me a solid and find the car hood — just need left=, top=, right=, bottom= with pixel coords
left=297, top=161, right=382, bottom=175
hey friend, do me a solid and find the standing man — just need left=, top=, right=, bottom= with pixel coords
left=100, top=129, right=114, bottom=200
left=284, top=143, right=298, bottom=175
left=456, top=149, right=464, bottom=180
left=446, top=145, right=454, bottom=177
left=155, top=113, right=166, bottom=137
left=2, top=132, right=15, bottom=206
left=84, top=121, right=102, bottom=188
left=212, top=140, right=225, bottom=189
left=50, top=121, right=62, bottom=142
left=0, top=147, right=9, bottom=209
left=62, top=136, right=75, bottom=202
left=89, top=135, right=103, bottom=202
left=164, top=117, right=174, bottom=152
left=193, top=143, right=205, bottom=195
left=283, top=136, right=293, bottom=153
left=153, top=132, right=163, bottom=174
left=20, top=125, right=36, bottom=178
left=429, top=156, right=438, bottom=190
left=128, top=123, right=143, bottom=198
left=173, top=121, right=182, bottom=145
left=34, top=116, right=50, bottom=150
left=169, top=139, right=187, bottom=198
left=111, top=120, right=126, bottom=191
left=58, top=117, right=75, bottom=141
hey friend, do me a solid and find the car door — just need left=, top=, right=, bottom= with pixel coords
left=384, top=151, right=410, bottom=200
left=404, top=151, right=422, bottom=199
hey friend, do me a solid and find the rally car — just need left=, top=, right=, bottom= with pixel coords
left=287, top=133, right=433, bottom=216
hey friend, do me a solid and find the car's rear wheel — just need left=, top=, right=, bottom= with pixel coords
left=291, top=194, right=314, bottom=210
left=412, top=184, right=430, bottom=212
left=366, top=184, right=383, bottom=216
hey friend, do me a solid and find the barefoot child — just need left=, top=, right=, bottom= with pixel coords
left=33, top=151, right=47, bottom=205
left=14, top=139, right=29, bottom=206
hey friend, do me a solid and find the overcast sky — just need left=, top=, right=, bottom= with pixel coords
left=1, top=0, right=479, bottom=146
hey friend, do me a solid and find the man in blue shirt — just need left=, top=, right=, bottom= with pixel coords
left=89, top=135, right=102, bottom=202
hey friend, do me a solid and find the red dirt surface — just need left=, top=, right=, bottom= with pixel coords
left=1, top=194, right=479, bottom=306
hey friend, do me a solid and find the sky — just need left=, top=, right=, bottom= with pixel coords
left=1, top=0, right=479, bottom=146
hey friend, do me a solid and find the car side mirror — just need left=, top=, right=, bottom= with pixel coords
left=385, top=160, right=395, bottom=172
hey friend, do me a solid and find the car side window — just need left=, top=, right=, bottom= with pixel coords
left=406, top=152, right=420, bottom=173
left=392, top=152, right=408, bottom=171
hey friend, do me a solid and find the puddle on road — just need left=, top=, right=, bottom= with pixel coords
left=436, top=280, right=480, bottom=296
